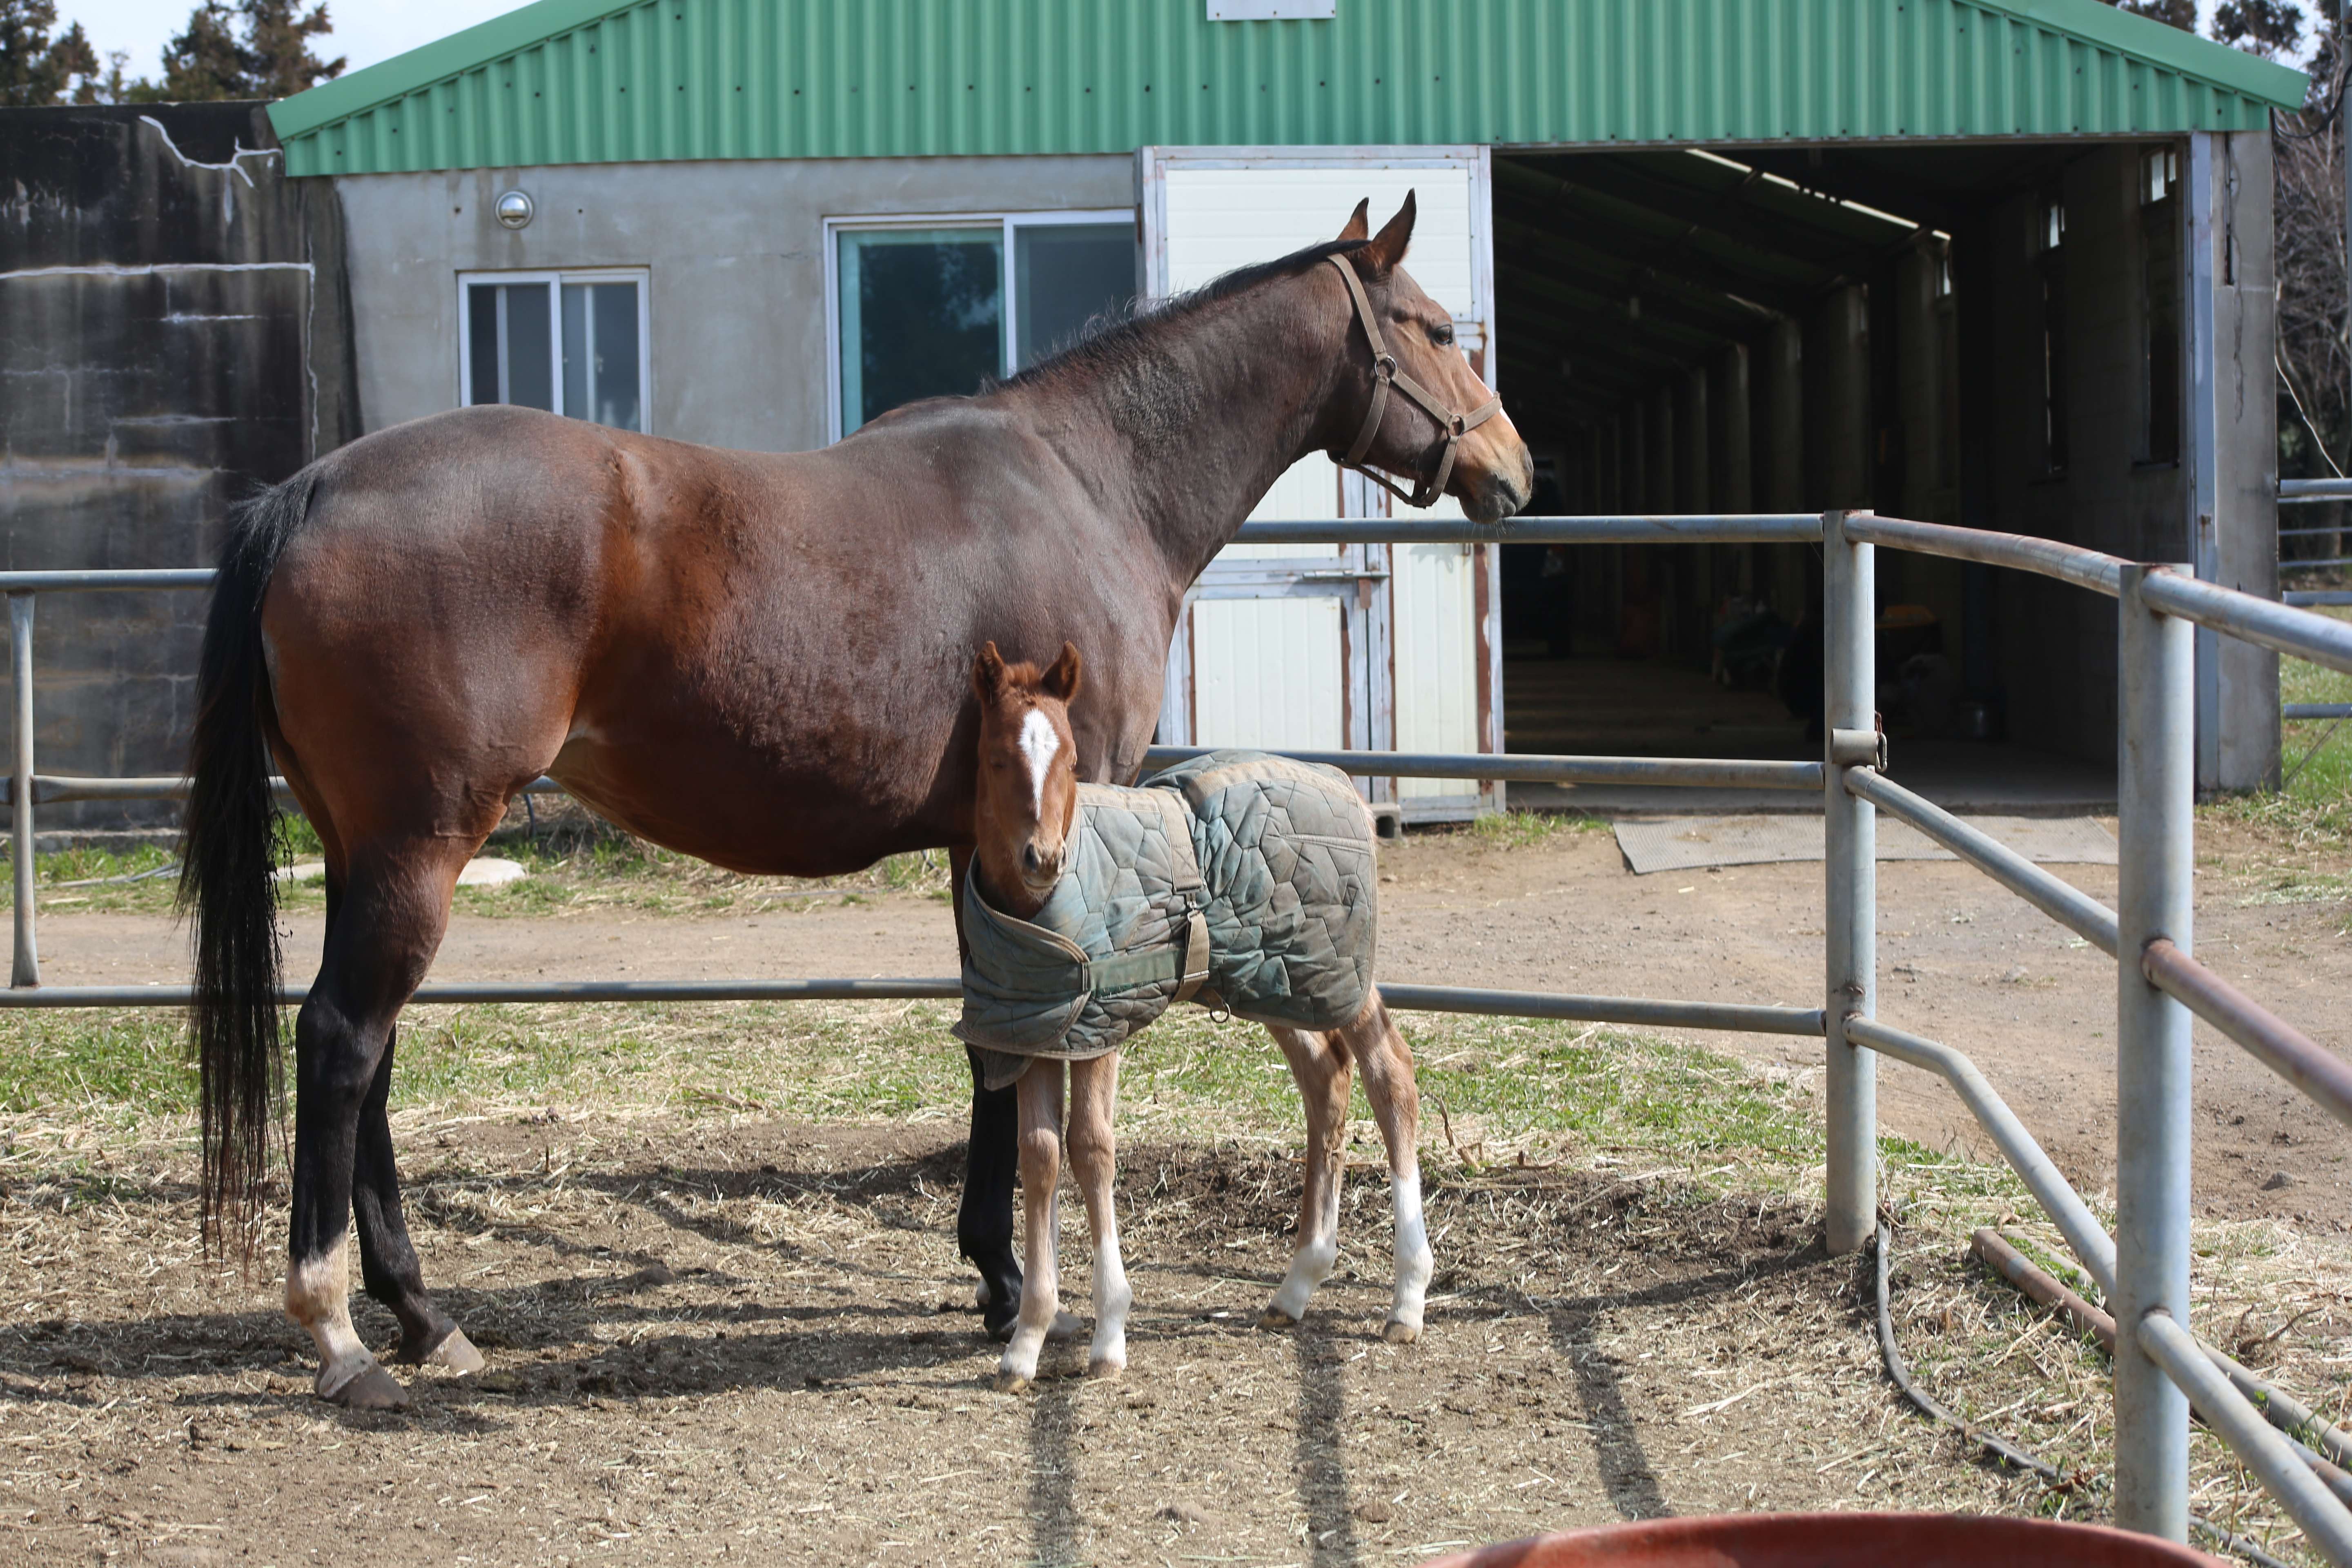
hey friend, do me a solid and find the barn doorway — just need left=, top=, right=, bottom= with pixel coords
left=1489, top=141, right=2183, bottom=810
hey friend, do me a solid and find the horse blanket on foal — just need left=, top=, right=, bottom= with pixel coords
left=955, top=750, right=1379, bottom=1089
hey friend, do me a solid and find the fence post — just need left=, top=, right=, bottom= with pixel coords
left=2115, top=564, right=2194, bottom=1540
left=9, top=591, right=36, bottom=989
left=1823, top=510, right=1876, bottom=1256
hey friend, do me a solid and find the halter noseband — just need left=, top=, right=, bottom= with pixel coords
left=1327, top=253, right=1503, bottom=510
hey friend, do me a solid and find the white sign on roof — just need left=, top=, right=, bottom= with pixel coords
left=1207, top=0, right=1335, bottom=18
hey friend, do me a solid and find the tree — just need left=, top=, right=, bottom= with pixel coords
left=2212, top=0, right=2306, bottom=57
left=0, top=0, right=100, bottom=106
left=238, top=0, right=341, bottom=98
left=2111, top=0, right=2200, bottom=29
left=152, top=0, right=342, bottom=101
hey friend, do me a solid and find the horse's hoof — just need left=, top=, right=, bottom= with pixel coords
left=321, top=1363, right=411, bottom=1410
left=993, top=1370, right=1033, bottom=1394
left=1257, top=1307, right=1301, bottom=1332
left=1045, top=1311, right=1083, bottom=1343
left=1087, top=1356, right=1126, bottom=1380
left=420, top=1327, right=486, bottom=1374
left=1381, top=1318, right=1422, bottom=1346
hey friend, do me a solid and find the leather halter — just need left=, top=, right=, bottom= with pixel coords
left=1327, top=253, right=1503, bottom=509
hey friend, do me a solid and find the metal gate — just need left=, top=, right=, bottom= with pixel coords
left=7, top=509, right=2352, bottom=1560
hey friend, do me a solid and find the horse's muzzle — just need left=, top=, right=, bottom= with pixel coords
left=1020, top=842, right=1062, bottom=894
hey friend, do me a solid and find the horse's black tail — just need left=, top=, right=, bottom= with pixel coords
left=179, top=468, right=318, bottom=1257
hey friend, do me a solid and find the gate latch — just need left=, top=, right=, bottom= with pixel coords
left=1829, top=727, right=1888, bottom=770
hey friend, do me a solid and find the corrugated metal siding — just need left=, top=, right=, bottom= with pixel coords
left=275, top=0, right=2299, bottom=177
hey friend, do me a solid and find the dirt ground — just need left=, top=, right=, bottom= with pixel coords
left=6, top=816, right=2350, bottom=1564
left=30, top=812, right=2352, bottom=1229
left=0, top=1115, right=2074, bottom=1568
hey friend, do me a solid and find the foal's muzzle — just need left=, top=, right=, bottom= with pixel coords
left=1021, top=841, right=1062, bottom=893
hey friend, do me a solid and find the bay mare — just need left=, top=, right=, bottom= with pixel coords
left=180, top=196, right=1530, bottom=1408
left=965, top=643, right=1432, bottom=1392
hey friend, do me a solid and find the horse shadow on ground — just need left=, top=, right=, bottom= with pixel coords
left=2, top=1135, right=1851, bottom=1557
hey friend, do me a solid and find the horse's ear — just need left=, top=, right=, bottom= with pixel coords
left=1336, top=198, right=1370, bottom=243
left=1042, top=641, right=1083, bottom=705
left=972, top=641, right=1007, bottom=705
left=1358, top=190, right=1417, bottom=277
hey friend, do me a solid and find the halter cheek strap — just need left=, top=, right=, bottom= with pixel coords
left=1327, top=254, right=1503, bottom=510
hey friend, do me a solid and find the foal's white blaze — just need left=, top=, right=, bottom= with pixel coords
left=1018, top=707, right=1061, bottom=820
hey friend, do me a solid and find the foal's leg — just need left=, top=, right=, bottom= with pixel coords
left=1066, top=1053, right=1131, bottom=1377
left=998, top=1060, right=1066, bottom=1392
left=285, top=843, right=470, bottom=1408
left=1341, top=989, right=1432, bottom=1343
left=1261, top=1024, right=1351, bottom=1330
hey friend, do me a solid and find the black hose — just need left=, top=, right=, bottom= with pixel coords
left=1873, top=1224, right=2293, bottom=1568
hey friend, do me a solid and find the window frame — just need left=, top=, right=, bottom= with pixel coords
left=823, top=209, right=1138, bottom=443
left=455, top=267, right=655, bottom=435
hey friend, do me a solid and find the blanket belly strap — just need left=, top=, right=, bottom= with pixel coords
left=1083, top=910, right=1211, bottom=999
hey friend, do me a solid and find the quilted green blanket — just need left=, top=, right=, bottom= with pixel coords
left=955, top=750, right=1379, bottom=1089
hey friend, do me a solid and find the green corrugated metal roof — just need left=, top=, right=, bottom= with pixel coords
left=270, top=0, right=2309, bottom=178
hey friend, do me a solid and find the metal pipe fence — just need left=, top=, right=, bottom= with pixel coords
left=9, top=513, right=2352, bottom=1557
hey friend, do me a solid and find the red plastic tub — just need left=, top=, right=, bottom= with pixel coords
left=1421, top=1513, right=2219, bottom=1568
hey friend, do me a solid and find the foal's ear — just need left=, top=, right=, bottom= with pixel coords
left=1336, top=198, right=1370, bottom=243
left=1041, top=641, right=1083, bottom=705
left=1358, top=190, right=1417, bottom=277
left=971, top=641, right=1008, bottom=704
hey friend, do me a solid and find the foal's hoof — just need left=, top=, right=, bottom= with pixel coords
left=1087, top=1356, right=1125, bottom=1381
left=418, top=1327, right=487, bottom=1374
left=993, top=1370, right=1033, bottom=1394
left=1381, top=1318, right=1422, bottom=1346
left=321, top=1363, right=411, bottom=1410
left=1257, top=1307, right=1301, bottom=1332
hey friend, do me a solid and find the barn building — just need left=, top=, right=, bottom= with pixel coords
left=1, top=0, right=2307, bottom=826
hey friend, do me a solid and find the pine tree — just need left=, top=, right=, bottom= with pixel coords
left=2114, top=0, right=2199, bottom=28
left=156, top=2, right=245, bottom=100
left=0, top=0, right=100, bottom=106
left=2211, top=0, right=2306, bottom=57
left=151, top=0, right=342, bottom=101
left=239, top=0, right=341, bottom=98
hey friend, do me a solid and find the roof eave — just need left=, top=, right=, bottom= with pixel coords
left=267, top=0, right=630, bottom=141
left=1988, top=0, right=2308, bottom=109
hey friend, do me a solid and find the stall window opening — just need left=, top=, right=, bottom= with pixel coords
left=829, top=213, right=1138, bottom=439
left=460, top=270, right=650, bottom=433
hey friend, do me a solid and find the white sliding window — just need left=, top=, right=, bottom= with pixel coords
left=459, top=269, right=651, bottom=433
left=826, top=211, right=1137, bottom=441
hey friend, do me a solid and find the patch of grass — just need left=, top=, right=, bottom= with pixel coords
left=2213, top=605, right=2352, bottom=850
left=16, top=816, right=955, bottom=920
left=0, top=998, right=1830, bottom=1203
left=1462, top=808, right=1610, bottom=849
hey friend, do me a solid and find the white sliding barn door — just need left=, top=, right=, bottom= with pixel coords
left=1141, top=147, right=1501, bottom=819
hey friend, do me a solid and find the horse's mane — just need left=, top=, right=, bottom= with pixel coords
left=997, top=235, right=1370, bottom=396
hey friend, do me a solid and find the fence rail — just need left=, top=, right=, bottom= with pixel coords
left=11, top=514, right=2352, bottom=1559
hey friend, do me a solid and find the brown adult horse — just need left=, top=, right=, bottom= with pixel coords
left=180, top=196, right=1530, bottom=1408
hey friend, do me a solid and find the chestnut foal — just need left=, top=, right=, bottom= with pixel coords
left=966, top=642, right=1433, bottom=1392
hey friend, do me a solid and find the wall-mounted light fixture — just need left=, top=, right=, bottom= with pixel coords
left=495, top=190, right=535, bottom=230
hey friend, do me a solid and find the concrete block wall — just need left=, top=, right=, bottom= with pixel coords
left=0, top=104, right=359, bottom=832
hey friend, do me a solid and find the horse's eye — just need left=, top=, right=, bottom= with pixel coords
left=1431, top=323, right=1455, bottom=347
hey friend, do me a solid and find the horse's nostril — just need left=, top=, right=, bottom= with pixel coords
left=1022, top=844, right=1041, bottom=873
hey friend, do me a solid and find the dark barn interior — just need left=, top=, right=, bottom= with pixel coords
left=1490, top=139, right=2207, bottom=800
